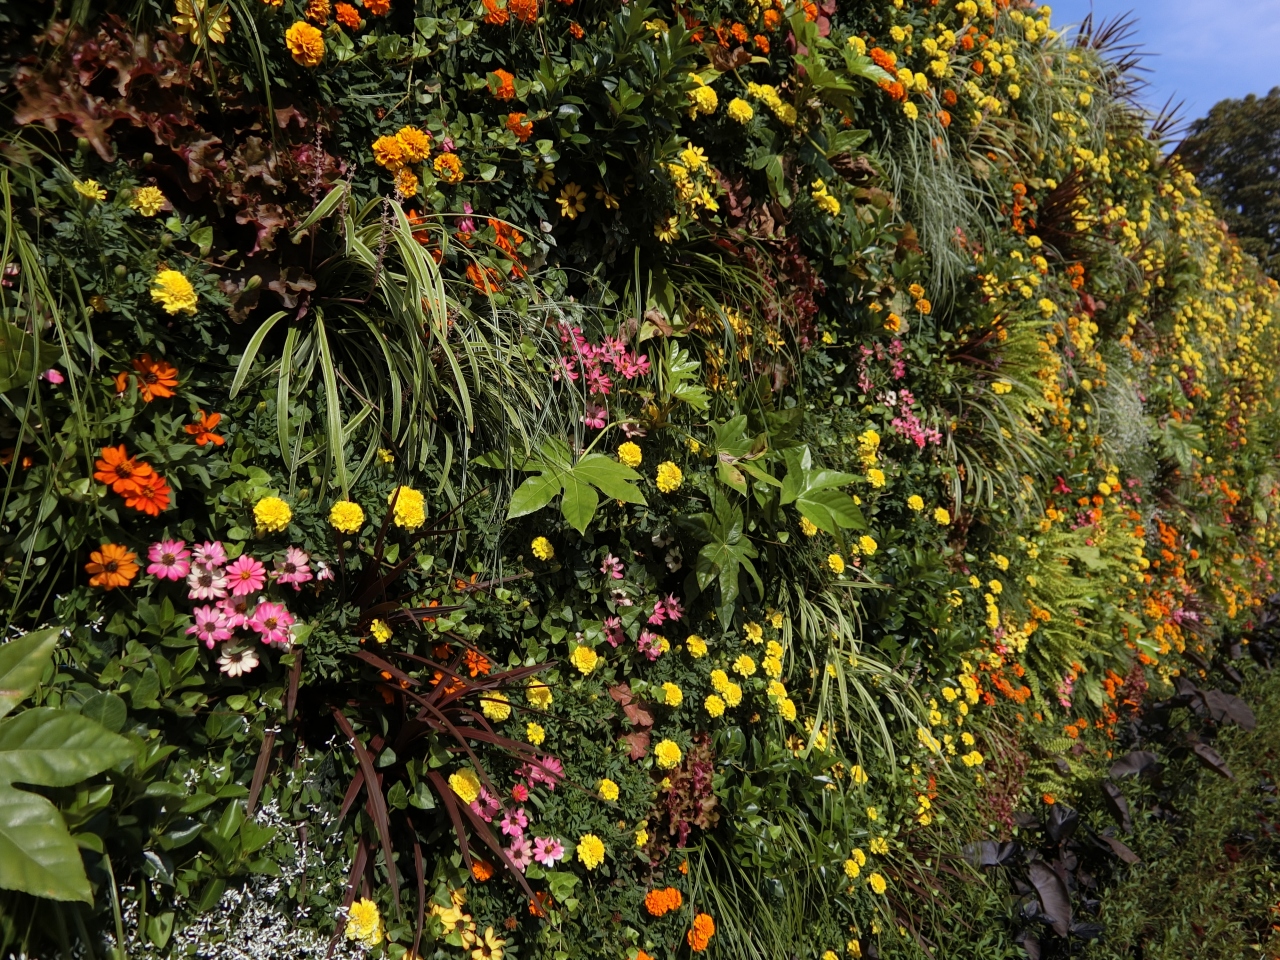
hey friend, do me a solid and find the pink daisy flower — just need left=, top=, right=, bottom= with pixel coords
left=225, top=555, right=267, bottom=597
left=249, top=601, right=294, bottom=646
left=470, top=788, right=501, bottom=823
left=193, top=541, right=227, bottom=567
left=219, top=594, right=255, bottom=630
left=532, top=836, right=564, bottom=867
left=638, top=629, right=664, bottom=661
left=187, top=563, right=229, bottom=601
left=604, top=615, right=624, bottom=647
left=186, top=605, right=231, bottom=649
left=147, top=539, right=190, bottom=581
left=600, top=553, right=624, bottom=580
left=500, top=807, right=529, bottom=839
left=275, top=546, right=313, bottom=589
left=505, top=836, right=532, bottom=871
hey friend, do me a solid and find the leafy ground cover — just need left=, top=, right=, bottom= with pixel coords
left=0, top=0, right=1278, bottom=958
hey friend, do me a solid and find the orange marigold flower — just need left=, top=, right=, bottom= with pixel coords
left=124, top=473, right=172, bottom=516
left=396, top=126, right=432, bottom=163
left=363, top=0, right=390, bottom=14
left=687, top=913, right=715, bottom=952
left=879, top=80, right=906, bottom=101
left=395, top=167, right=420, bottom=197
left=939, top=109, right=952, bottom=127
left=471, top=859, right=495, bottom=881
left=132, top=353, right=179, bottom=402
left=433, top=153, right=464, bottom=184
left=569, top=20, right=583, bottom=38
left=801, top=1, right=817, bottom=21
left=305, top=0, right=330, bottom=22
left=754, top=33, right=769, bottom=53
left=509, top=0, right=537, bottom=22
left=972, top=60, right=984, bottom=74
left=372, top=135, right=405, bottom=170
left=491, top=68, right=516, bottom=100
left=762, top=8, right=779, bottom=29
left=285, top=21, right=325, bottom=67
left=482, top=0, right=509, bottom=24
left=943, top=88, right=958, bottom=106
left=869, top=47, right=897, bottom=70
left=730, top=22, right=748, bottom=41
left=184, top=410, right=226, bottom=446
left=86, top=543, right=139, bottom=590
left=644, top=887, right=683, bottom=916
left=1043, top=793, right=1056, bottom=805
left=335, top=2, right=361, bottom=27
left=94, top=444, right=155, bottom=494
left=506, top=112, right=534, bottom=141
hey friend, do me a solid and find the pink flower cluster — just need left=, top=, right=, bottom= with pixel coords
left=638, top=629, right=665, bottom=661
left=467, top=765, right=568, bottom=873
left=556, top=324, right=651, bottom=429
left=647, top=593, right=683, bottom=625
left=857, top=339, right=907, bottom=393
left=884, top=388, right=942, bottom=449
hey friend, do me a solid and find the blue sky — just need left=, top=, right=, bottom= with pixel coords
left=1047, top=0, right=1280, bottom=128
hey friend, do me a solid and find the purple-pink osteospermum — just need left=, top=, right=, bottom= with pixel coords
left=187, top=604, right=231, bottom=648
left=147, top=539, right=191, bottom=581
left=225, top=555, right=266, bottom=597
left=187, top=563, right=228, bottom=601
left=275, top=546, right=313, bottom=588
left=249, top=600, right=294, bottom=646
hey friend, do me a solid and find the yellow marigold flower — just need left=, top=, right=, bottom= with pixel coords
left=285, top=20, right=325, bottom=66
left=828, top=553, right=846, bottom=574
left=733, top=654, right=756, bottom=677
left=655, top=461, right=683, bottom=493
left=799, top=515, right=819, bottom=536
left=329, top=499, right=365, bottom=534
left=867, top=468, right=886, bottom=488
left=934, top=507, right=951, bottom=525
left=448, top=768, right=481, bottom=804
left=727, top=97, right=754, bottom=123
left=688, top=83, right=718, bottom=115
left=531, top=536, right=554, bottom=561
left=907, top=494, right=925, bottom=512
left=617, top=441, right=642, bottom=468
left=722, top=682, right=743, bottom=707
left=344, top=897, right=384, bottom=948
left=762, top=655, right=782, bottom=678
left=1037, top=297, right=1056, bottom=315
left=661, top=682, right=683, bottom=707
left=128, top=186, right=166, bottom=215
left=635, top=825, right=649, bottom=847
left=710, top=668, right=729, bottom=693
left=744, top=621, right=763, bottom=643
left=848, top=35, right=867, bottom=54
left=377, top=448, right=395, bottom=463
left=527, top=680, right=553, bottom=708
left=992, top=380, right=1013, bottom=394
left=858, top=535, right=878, bottom=556
left=597, top=778, right=619, bottom=802
left=843, top=858, right=861, bottom=880
left=994, top=554, right=1009, bottom=571
left=569, top=644, right=599, bottom=674
left=173, top=0, right=232, bottom=45
left=941, top=687, right=957, bottom=702
left=433, top=153, right=464, bottom=184
left=852, top=847, right=866, bottom=867
left=866, top=806, right=878, bottom=820
left=777, top=697, right=796, bottom=721
left=372, top=135, right=405, bottom=170
left=868, top=873, right=887, bottom=894
left=704, top=693, right=726, bottom=717
left=481, top=691, right=511, bottom=721
left=576, top=833, right=606, bottom=869
left=370, top=618, right=393, bottom=643
left=903, top=101, right=919, bottom=120
left=654, top=739, right=682, bottom=769
left=988, top=579, right=1002, bottom=595
left=395, top=167, right=419, bottom=197
left=389, top=486, right=426, bottom=530
left=679, top=145, right=707, bottom=170
left=525, top=721, right=545, bottom=745
left=869, top=836, right=889, bottom=855
left=151, top=269, right=198, bottom=315
left=686, top=635, right=708, bottom=657
left=396, top=125, right=432, bottom=163
left=254, top=496, right=292, bottom=532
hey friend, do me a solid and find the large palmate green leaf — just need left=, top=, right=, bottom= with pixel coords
left=684, top=489, right=762, bottom=616
left=508, top=438, right=647, bottom=533
left=0, top=630, right=133, bottom=902
left=778, top=447, right=865, bottom=536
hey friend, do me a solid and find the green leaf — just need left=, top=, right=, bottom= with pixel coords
left=0, top=785, right=94, bottom=901
left=573, top=455, right=646, bottom=504
left=79, top=693, right=127, bottom=733
left=508, top=474, right=561, bottom=518
left=0, top=629, right=59, bottom=720
left=0, top=320, right=60, bottom=393
left=560, top=476, right=600, bottom=533
left=0, top=709, right=133, bottom=788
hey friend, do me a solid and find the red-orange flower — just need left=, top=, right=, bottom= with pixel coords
left=124, top=473, right=172, bottom=516
left=466, top=263, right=503, bottom=294
left=509, top=0, right=537, bottom=22
left=364, top=0, right=390, bottom=14
left=463, top=648, right=492, bottom=677
left=762, top=8, right=779, bottom=30
left=86, top=543, right=139, bottom=590
left=644, top=887, right=683, bottom=917
left=471, top=859, right=495, bottom=881
left=801, top=1, right=817, bottom=21
left=529, top=891, right=554, bottom=917
left=131, top=353, right=180, bottom=402
left=482, top=0, right=509, bottom=24
left=491, top=68, right=516, bottom=100
left=687, top=913, right=715, bottom=952
left=335, top=2, right=361, bottom=27
left=184, top=410, right=226, bottom=446
left=753, top=33, right=769, bottom=53
left=94, top=444, right=155, bottom=494
left=568, top=20, right=583, bottom=38
left=506, top=112, right=534, bottom=142
left=112, top=370, right=130, bottom=395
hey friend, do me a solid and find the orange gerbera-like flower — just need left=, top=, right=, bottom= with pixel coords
left=94, top=444, right=155, bottom=494
left=509, top=0, right=537, bottom=22
left=463, top=648, right=492, bottom=677
left=86, top=543, right=140, bottom=590
left=124, top=473, right=172, bottom=516
left=490, top=219, right=525, bottom=257
left=482, top=0, right=509, bottom=24
left=335, top=2, right=361, bottom=27
left=644, top=887, right=683, bottom=917
left=132, top=353, right=180, bottom=402
left=506, top=112, right=534, bottom=142
left=363, top=0, right=390, bottom=14
left=687, top=913, right=716, bottom=952
left=491, top=68, right=516, bottom=100
left=112, top=370, right=131, bottom=395
left=466, top=263, right=503, bottom=294
left=184, top=410, right=226, bottom=446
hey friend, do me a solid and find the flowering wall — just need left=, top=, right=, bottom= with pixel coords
left=2, top=0, right=1279, bottom=958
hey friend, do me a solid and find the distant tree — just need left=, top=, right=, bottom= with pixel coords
left=1179, top=87, right=1280, bottom=275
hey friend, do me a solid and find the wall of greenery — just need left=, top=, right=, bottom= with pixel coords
left=1, top=0, right=1278, bottom=957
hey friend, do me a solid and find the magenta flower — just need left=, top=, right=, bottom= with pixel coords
left=603, top=615, right=624, bottom=647
left=226, top=555, right=267, bottom=597
left=41, top=368, right=65, bottom=384
left=520, top=756, right=563, bottom=791
left=193, top=541, right=227, bottom=567
left=220, top=594, right=255, bottom=630
left=505, top=836, right=533, bottom=871
left=187, top=605, right=231, bottom=648
left=187, top=563, right=229, bottom=601
left=249, top=601, right=294, bottom=646
left=648, top=599, right=668, bottom=626
left=511, top=783, right=530, bottom=802
left=662, top=593, right=683, bottom=621
left=147, top=539, right=191, bottom=581
left=470, top=788, right=502, bottom=823
left=582, top=402, right=608, bottom=430
left=600, top=553, right=624, bottom=580
left=638, top=630, right=664, bottom=661
left=275, top=546, right=312, bottom=589
left=500, top=806, right=529, bottom=840
left=532, top=836, right=565, bottom=867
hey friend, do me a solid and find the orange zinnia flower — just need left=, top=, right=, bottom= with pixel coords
left=463, top=648, right=492, bottom=677
left=94, top=444, right=155, bottom=494
left=482, top=0, right=509, bottom=24
left=465, top=263, right=503, bottom=294
left=184, top=410, right=226, bottom=446
left=124, top=473, right=172, bottom=516
left=113, top=370, right=131, bottom=395
left=86, top=543, right=140, bottom=590
left=132, top=353, right=180, bottom=402
left=509, top=0, right=537, bottom=22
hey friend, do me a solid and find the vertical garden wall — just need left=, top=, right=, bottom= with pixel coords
left=1, top=0, right=1278, bottom=957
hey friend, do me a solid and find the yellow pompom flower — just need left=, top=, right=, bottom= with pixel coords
left=151, top=269, right=198, bottom=315
left=704, top=693, right=726, bottom=717
left=525, top=721, right=546, bottom=745
left=448, top=768, right=481, bottom=804
left=531, top=536, right=555, bottom=561
left=635, top=826, right=649, bottom=847
left=934, top=507, right=951, bottom=525
left=661, top=682, right=683, bottom=707
left=851, top=764, right=869, bottom=784
left=285, top=20, right=325, bottom=66
left=868, top=873, right=887, bottom=894
left=722, top=682, right=743, bottom=707
left=843, top=858, right=861, bottom=880
left=129, top=186, right=166, bottom=215
left=733, top=654, right=756, bottom=677
left=655, top=461, right=683, bottom=493
left=727, top=97, right=754, bottom=123
left=866, top=468, right=886, bottom=488
left=686, top=635, right=708, bottom=658
left=907, top=495, right=924, bottom=511
left=73, top=179, right=108, bottom=201
left=396, top=125, right=432, bottom=163
left=869, top=836, right=889, bottom=855
left=654, top=739, right=682, bottom=769
left=799, top=516, right=819, bottom=536
left=569, top=644, right=599, bottom=674
left=527, top=680, right=553, bottom=708
left=370, top=619, right=393, bottom=643
left=481, top=691, right=511, bottom=721
left=617, top=441, right=642, bottom=468
left=389, top=486, right=426, bottom=530
left=858, top=535, right=878, bottom=556
left=777, top=697, right=797, bottom=721
left=827, top=553, right=846, bottom=574
left=329, top=499, right=365, bottom=534
left=597, top=778, right=619, bottom=802
left=577, top=833, right=606, bottom=869
left=344, top=897, right=384, bottom=949
left=254, top=496, right=292, bottom=532
left=710, top=669, right=730, bottom=693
